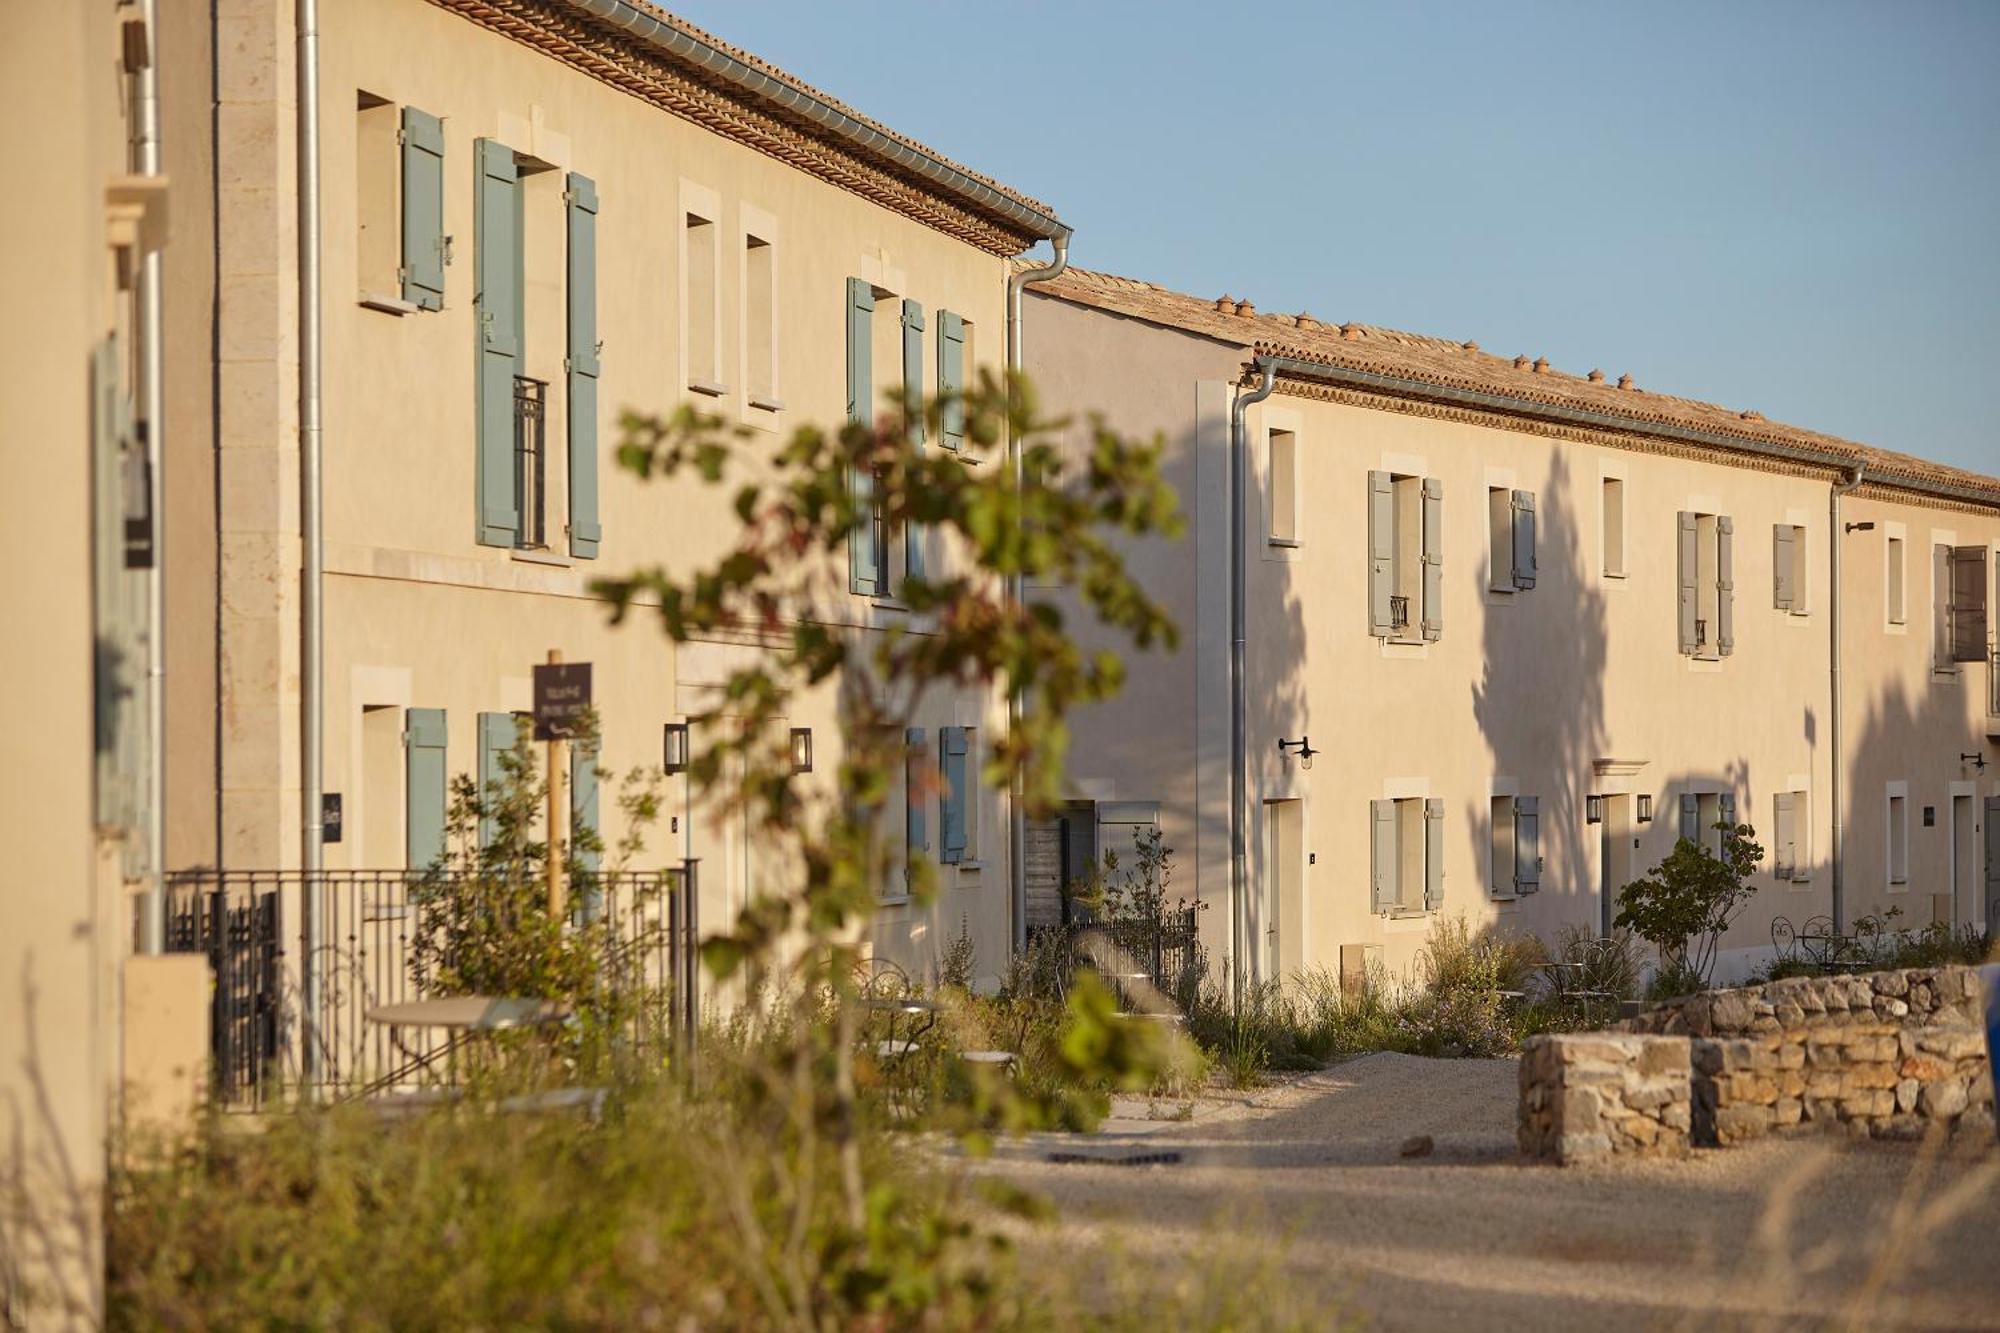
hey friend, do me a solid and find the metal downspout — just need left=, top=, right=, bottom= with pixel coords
left=1230, top=359, right=1278, bottom=1014
left=296, top=0, right=325, bottom=1088
left=1005, top=231, right=1071, bottom=954
left=135, top=0, right=166, bottom=954
left=1829, top=464, right=1865, bottom=932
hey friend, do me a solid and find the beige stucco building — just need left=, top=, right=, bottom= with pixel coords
left=1026, top=268, right=2000, bottom=986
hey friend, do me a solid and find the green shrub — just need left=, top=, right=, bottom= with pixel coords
left=1616, top=821, right=1763, bottom=988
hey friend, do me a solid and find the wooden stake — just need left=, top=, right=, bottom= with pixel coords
left=546, top=648, right=567, bottom=922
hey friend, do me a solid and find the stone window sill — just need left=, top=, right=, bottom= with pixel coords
left=512, top=548, right=573, bottom=569
left=688, top=379, right=728, bottom=398
left=360, top=293, right=419, bottom=316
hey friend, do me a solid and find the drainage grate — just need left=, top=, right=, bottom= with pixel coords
left=1044, top=1150, right=1183, bottom=1167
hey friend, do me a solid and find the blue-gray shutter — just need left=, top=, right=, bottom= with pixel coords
left=478, top=711, right=515, bottom=848
left=1716, top=516, right=1735, bottom=656
left=474, top=139, right=520, bottom=547
left=905, top=726, right=929, bottom=886
left=1679, top=792, right=1699, bottom=843
left=902, top=299, right=926, bottom=584
left=1513, top=796, right=1541, bottom=893
left=1772, top=791, right=1795, bottom=879
left=846, top=277, right=880, bottom=595
left=571, top=736, right=601, bottom=917
left=399, top=107, right=445, bottom=310
left=1677, top=512, right=1698, bottom=654
left=1421, top=478, right=1443, bottom=641
left=939, top=726, right=969, bottom=864
left=404, top=708, right=448, bottom=869
left=565, top=172, right=601, bottom=558
left=1370, top=800, right=1397, bottom=912
left=1718, top=792, right=1737, bottom=835
left=1949, top=545, right=1989, bottom=662
left=1510, top=490, right=1537, bottom=590
left=1773, top=524, right=1795, bottom=611
left=937, top=310, right=965, bottom=451
left=1367, top=471, right=1394, bottom=637
left=1424, top=798, right=1445, bottom=911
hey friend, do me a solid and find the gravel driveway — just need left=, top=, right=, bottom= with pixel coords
left=978, top=1052, right=2000, bottom=1331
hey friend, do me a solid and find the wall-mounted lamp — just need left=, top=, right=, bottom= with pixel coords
left=1585, top=794, right=1606, bottom=824
left=791, top=727, right=814, bottom=774
left=1844, top=521, right=1876, bottom=534
left=1636, top=794, right=1654, bottom=824
left=1277, top=736, right=1317, bottom=770
left=663, top=722, right=690, bottom=775
left=1961, top=751, right=1988, bottom=773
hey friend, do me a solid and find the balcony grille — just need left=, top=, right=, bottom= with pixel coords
left=514, top=376, right=547, bottom=549
left=1389, top=594, right=1410, bottom=631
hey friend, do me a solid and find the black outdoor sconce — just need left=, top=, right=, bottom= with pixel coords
left=1585, top=795, right=1606, bottom=825
left=1277, top=736, right=1317, bottom=770
left=663, top=721, right=690, bottom=775
left=1844, top=521, right=1876, bottom=534
left=791, top=727, right=814, bottom=774
left=1962, top=752, right=1989, bottom=773
left=1637, top=794, right=1654, bottom=824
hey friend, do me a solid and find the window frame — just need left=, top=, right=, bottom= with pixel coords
left=1886, top=784, right=1910, bottom=890
left=1601, top=474, right=1627, bottom=579
left=1267, top=426, right=1300, bottom=547
left=680, top=183, right=724, bottom=397
left=1885, top=529, right=1907, bottom=628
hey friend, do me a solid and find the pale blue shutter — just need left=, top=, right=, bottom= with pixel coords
left=1773, top=524, right=1795, bottom=611
left=404, top=708, right=448, bottom=869
left=1679, top=792, right=1699, bottom=843
left=1716, top=516, right=1735, bottom=656
left=399, top=107, right=445, bottom=310
left=565, top=172, right=601, bottom=558
left=1421, top=478, right=1443, bottom=641
left=1677, top=512, right=1698, bottom=654
left=905, top=726, right=929, bottom=890
left=846, top=277, right=880, bottom=594
left=477, top=711, right=514, bottom=848
left=1718, top=792, right=1737, bottom=835
left=1772, top=791, right=1795, bottom=879
left=902, top=299, right=925, bottom=584
left=1511, top=490, right=1537, bottom=590
left=474, top=139, right=520, bottom=547
left=1370, top=800, right=1398, bottom=912
left=937, top=310, right=966, bottom=451
left=939, top=726, right=969, bottom=865
left=1513, top=796, right=1541, bottom=893
left=1424, top=798, right=1445, bottom=910
left=1367, top=471, right=1394, bottom=637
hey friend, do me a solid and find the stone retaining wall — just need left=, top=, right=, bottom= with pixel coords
left=1520, top=967, right=1994, bottom=1160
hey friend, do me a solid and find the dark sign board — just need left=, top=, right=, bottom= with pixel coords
left=533, top=662, right=593, bottom=740
left=321, top=792, right=343, bottom=844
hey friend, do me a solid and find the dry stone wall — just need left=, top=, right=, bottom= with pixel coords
left=1518, top=1034, right=1692, bottom=1164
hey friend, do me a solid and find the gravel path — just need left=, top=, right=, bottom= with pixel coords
left=978, top=1052, right=2000, bottom=1331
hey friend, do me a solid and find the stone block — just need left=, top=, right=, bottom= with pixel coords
left=1715, top=1103, right=1775, bottom=1144
left=1913, top=1030, right=1985, bottom=1061
left=1772, top=1097, right=1804, bottom=1127
left=1709, top=993, right=1754, bottom=1032
left=1874, top=970, right=1910, bottom=998
left=1919, top=1080, right=1969, bottom=1120
left=1848, top=1063, right=1899, bottom=1091
left=1895, top=1079, right=1920, bottom=1113
left=1775, top=1041, right=1806, bottom=1070
left=1560, top=1086, right=1603, bottom=1133
left=1637, top=1038, right=1691, bottom=1077
left=1900, top=1055, right=1948, bottom=1083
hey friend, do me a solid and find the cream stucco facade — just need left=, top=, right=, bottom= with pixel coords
left=1027, top=274, right=2000, bottom=987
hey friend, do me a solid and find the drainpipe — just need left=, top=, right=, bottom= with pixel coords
left=1229, top=358, right=1278, bottom=1014
left=1829, top=463, right=1865, bottom=932
left=1005, top=231, right=1071, bottom=954
left=296, top=0, right=325, bottom=1087
left=133, top=0, right=166, bottom=954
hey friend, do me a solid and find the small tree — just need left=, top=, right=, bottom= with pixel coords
left=1614, top=821, right=1764, bottom=991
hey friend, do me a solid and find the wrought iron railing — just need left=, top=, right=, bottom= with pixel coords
left=514, top=376, right=547, bottom=549
left=1389, top=594, right=1410, bottom=632
left=1990, top=647, right=2000, bottom=717
left=162, top=865, right=700, bottom=1106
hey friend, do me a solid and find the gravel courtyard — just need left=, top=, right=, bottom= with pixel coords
left=978, top=1052, right=2000, bottom=1331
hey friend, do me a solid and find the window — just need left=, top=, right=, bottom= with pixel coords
left=356, top=93, right=399, bottom=299
left=1678, top=790, right=1735, bottom=854
left=1268, top=429, right=1299, bottom=545
left=939, top=726, right=977, bottom=864
left=1887, top=535, right=1906, bottom=626
left=357, top=94, right=444, bottom=311
left=1491, top=795, right=1541, bottom=898
left=1601, top=476, right=1626, bottom=577
left=1772, top=790, right=1810, bottom=881
left=1370, top=797, right=1443, bottom=913
left=1772, top=523, right=1807, bottom=615
left=1368, top=471, right=1442, bottom=642
left=744, top=233, right=777, bottom=409
left=684, top=211, right=721, bottom=394
left=1488, top=486, right=1536, bottom=592
left=937, top=312, right=968, bottom=452
left=1945, top=544, right=1990, bottom=665
left=1887, top=788, right=1909, bottom=887
left=1677, top=510, right=1734, bottom=659
left=512, top=375, right=548, bottom=548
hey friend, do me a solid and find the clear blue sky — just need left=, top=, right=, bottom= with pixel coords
left=671, top=0, right=2000, bottom=477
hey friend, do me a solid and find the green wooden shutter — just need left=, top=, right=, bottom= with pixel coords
left=937, top=310, right=965, bottom=451
left=1950, top=545, right=1989, bottom=662
left=1367, top=471, right=1394, bottom=637
left=1677, top=512, right=1698, bottom=654
left=1513, top=796, right=1541, bottom=893
left=474, top=139, right=520, bottom=547
left=1718, top=792, right=1736, bottom=834
left=905, top=726, right=929, bottom=888
left=1370, top=800, right=1397, bottom=912
left=1679, top=792, right=1699, bottom=843
left=1424, top=798, right=1445, bottom=911
left=939, top=726, right=969, bottom=865
left=1716, top=516, right=1736, bottom=656
left=902, top=299, right=925, bottom=584
left=571, top=735, right=601, bottom=884
left=1511, top=490, right=1537, bottom=590
left=404, top=707, right=448, bottom=869
left=846, top=277, right=880, bottom=595
left=399, top=107, right=445, bottom=310
left=1772, top=791, right=1795, bottom=879
left=1773, top=524, right=1795, bottom=611
left=1421, top=478, right=1443, bottom=641
left=565, top=173, right=602, bottom=559
left=477, top=711, right=515, bottom=848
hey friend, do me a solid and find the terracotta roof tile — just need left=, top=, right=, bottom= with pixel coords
left=1028, top=265, right=1999, bottom=507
